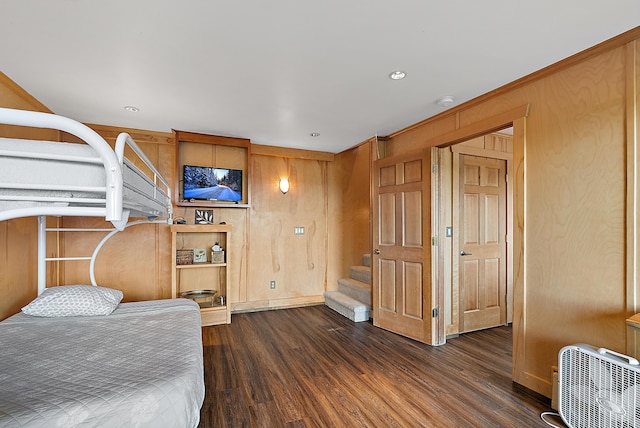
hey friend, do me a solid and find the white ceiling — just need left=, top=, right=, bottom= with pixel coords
left=1, top=1, right=639, bottom=153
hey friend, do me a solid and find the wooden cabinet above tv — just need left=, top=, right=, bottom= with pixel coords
left=174, top=130, right=251, bottom=208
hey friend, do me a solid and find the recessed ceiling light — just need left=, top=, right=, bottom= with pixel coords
left=310, top=132, right=320, bottom=137
left=124, top=105, right=140, bottom=112
left=436, top=96, right=455, bottom=107
left=389, top=71, right=406, bottom=80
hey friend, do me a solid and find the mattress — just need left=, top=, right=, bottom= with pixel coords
left=0, top=298, right=204, bottom=428
left=0, top=137, right=169, bottom=219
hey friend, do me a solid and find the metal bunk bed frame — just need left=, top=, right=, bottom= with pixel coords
left=0, top=107, right=173, bottom=295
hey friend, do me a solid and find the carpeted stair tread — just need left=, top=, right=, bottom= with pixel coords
left=362, top=254, right=371, bottom=267
left=323, top=291, right=371, bottom=323
left=350, top=265, right=371, bottom=284
left=337, top=277, right=371, bottom=305
left=338, top=277, right=370, bottom=290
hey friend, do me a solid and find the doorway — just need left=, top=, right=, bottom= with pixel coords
left=434, top=130, right=514, bottom=337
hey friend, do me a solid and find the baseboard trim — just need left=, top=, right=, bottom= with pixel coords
left=231, top=295, right=325, bottom=314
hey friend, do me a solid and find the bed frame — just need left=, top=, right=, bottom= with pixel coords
left=0, top=107, right=173, bottom=294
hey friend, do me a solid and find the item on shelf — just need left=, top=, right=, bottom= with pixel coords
left=180, top=289, right=217, bottom=307
left=194, top=209, right=214, bottom=224
left=176, top=249, right=193, bottom=265
left=211, top=251, right=224, bottom=263
left=211, top=251, right=224, bottom=264
left=211, top=242, right=225, bottom=263
left=193, top=248, right=207, bottom=263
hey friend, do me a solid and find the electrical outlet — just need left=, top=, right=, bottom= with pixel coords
left=270, top=280, right=276, bottom=289
left=294, top=227, right=305, bottom=235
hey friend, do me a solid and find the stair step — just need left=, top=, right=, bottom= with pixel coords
left=337, top=277, right=371, bottom=305
left=350, top=265, right=371, bottom=284
left=324, top=291, right=371, bottom=323
left=362, top=254, right=371, bottom=267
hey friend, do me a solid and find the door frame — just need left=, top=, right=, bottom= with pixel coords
left=428, top=105, right=527, bottom=366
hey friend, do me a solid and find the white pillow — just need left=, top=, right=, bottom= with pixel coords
left=22, top=285, right=123, bottom=317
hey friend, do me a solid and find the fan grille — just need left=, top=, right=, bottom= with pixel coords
left=559, top=345, right=640, bottom=428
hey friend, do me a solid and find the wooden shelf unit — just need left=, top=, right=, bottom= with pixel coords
left=171, top=223, right=232, bottom=326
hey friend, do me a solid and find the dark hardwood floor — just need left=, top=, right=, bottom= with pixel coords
left=199, top=305, right=553, bottom=427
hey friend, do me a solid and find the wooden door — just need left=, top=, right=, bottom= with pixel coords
left=372, top=151, right=432, bottom=344
left=458, top=154, right=507, bottom=333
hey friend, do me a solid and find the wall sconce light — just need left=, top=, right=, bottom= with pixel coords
left=279, top=178, right=290, bottom=194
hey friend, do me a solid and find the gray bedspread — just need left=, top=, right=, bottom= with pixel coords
left=0, top=299, right=204, bottom=427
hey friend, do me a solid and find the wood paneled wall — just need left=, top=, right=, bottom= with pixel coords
left=327, top=142, right=372, bottom=290
left=376, top=27, right=640, bottom=398
left=239, top=153, right=329, bottom=311
left=0, top=72, right=56, bottom=319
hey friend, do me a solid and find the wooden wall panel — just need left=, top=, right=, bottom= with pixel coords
left=242, top=154, right=328, bottom=310
left=327, top=142, right=371, bottom=292
left=522, top=48, right=626, bottom=395
left=57, top=217, right=167, bottom=301
left=0, top=218, right=38, bottom=319
left=0, top=72, right=57, bottom=320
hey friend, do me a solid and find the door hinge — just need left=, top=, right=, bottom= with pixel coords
left=432, top=236, right=438, bottom=246
left=432, top=308, right=439, bottom=318
left=432, top=164, right=438, bottom=174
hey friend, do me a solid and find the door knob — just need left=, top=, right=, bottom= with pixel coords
left=460, top=250, right=472, bottom=256
left=374, top=249, right=380, bottom=254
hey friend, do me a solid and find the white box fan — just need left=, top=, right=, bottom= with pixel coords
left=559, top=344, right=640, bottom=428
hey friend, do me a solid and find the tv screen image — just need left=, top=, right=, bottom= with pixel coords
left=183, top=165, right=242, bottom=202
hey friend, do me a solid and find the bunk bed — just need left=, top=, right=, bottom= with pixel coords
left=0, top=108, right=205, bottom=427
left=0, top=107, right=175, bottom=294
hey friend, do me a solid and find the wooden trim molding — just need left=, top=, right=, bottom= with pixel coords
left=174, top=130, right=250, bottom=147
left=425, top=104, right=530, bottom=148
left=231, top=296, right=325, bottom=313
left=86, top=124, right=173, bottom=146
left=0, top=71, right=52, bottom=113
left=626, top=39, right=640, bottom=356
left=251, top=144, right=334, bottom=162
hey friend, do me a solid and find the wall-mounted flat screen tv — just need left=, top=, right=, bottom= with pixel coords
left=183, top=165, right=243, bottom=202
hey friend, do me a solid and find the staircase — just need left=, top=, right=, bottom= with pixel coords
left=324, top=254, right=371, bottom=322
